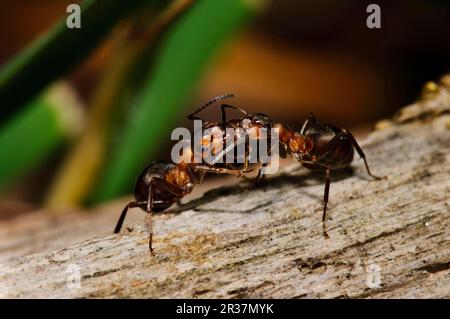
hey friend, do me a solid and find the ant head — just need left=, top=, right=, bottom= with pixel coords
left=274, top=123, right=313, bottom=155
left=287, top=133, right=312, bottom=155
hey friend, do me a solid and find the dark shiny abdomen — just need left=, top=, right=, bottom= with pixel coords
left=133, top=161, right=179, bottom=212
left=304, top=123, right=354, bottom=170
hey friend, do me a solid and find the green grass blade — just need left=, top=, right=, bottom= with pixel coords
left=0, top=0, right=166, bottom=121
left=0, top=83, right=83, bottom=190
left=92, top=0, right=260, bottom=202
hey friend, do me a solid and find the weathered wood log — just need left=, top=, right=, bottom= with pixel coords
left=0, top=76, right=449, bottom=298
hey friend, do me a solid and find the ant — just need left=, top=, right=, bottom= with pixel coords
left=113, top=161, right=248, bottom=255
left=114, top=95, right=384, bottom=254
left=274, top=113, right=385, bottom=237
left=113, top=94, right=267, bottom=255
left=187, top=94, right=384, bottom=236
left=187, top=94, right=275, bottom=184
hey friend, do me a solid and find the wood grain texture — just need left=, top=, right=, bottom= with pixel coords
left=0, top=77, right=449, bottom=298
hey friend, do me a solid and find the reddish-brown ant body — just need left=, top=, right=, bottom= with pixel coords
left=114, top=95, right=383, bottom=254
left=275, top=113, right=384, bottom=236
left=188, top=95, right=383, bottom=236
left=187, top=94, right=273, bottom=174
left=114, top=94, right=266, bottom=254
left=114, top=160, right=246, bottom=255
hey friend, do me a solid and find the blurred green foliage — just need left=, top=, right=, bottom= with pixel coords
left=0, top=0, right=260, bottom=206
left=0, top=84, right=80, bottom=190
left=92, top=0, right=256, bottom=203
left=0, top=0, right=166, bottom=121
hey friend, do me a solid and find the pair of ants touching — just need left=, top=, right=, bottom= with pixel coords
left=114, top=94, right=384, bottom=255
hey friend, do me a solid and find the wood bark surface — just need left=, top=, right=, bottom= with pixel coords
left=0, top=76, right=449, bottom=298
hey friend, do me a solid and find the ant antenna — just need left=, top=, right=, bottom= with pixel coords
left=188, top=94, right=235, bottom=120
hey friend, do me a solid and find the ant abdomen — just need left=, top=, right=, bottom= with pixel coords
left=304, top=124, right=355, bottom=170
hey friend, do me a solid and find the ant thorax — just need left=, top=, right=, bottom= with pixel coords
left=172, top=120, right=278, bottom=167
left=240, top=116, right=271, bottom=139
left=165, top=165, right=191, bottom=189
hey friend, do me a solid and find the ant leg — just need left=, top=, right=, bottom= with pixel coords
left=220, top=103, right=248, bottom=127
left=114, top=202, right=133, bottom=234
left=146, top=183, right=155, bottom=256
left=300, top=113, right=316, bottom=135
left=160, top=179, right=188, bottom=197
left=322, top=169, right=331, bottom=239
left=312, top=129, right=384, bottom=180
left=249, top=132, right=274, bottom=187
left=187, top=164, right=205, bottom=184
left=248, top=163, right=267, bottom=189
left=243, top=149, right=250, bottom=175
left=194, top=164, right=252, bottom=177
left=342, top=129, right=385, bottom=180
left=114, top=201, right=146, bottom=234
left=240, top=148, right=254, bottom=185
left=298, top=160, right=332, bottom=237
left=187, top=94, right=235, bottom=121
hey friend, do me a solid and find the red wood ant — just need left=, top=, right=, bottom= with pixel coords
left=114, top=94, right=384, bottom=254
left=187, top=93, right=273, bottom=173
left=187, top=94, right=276, bottom=186
left=188, top=95, right=383, bottom=208
left=114, top=94, right=264, bottom=255
left=275, top=113, right=384, bottom=237
left=186, top=95, right=384, bottom=236
left=113, top=161, right=247, bottom=255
